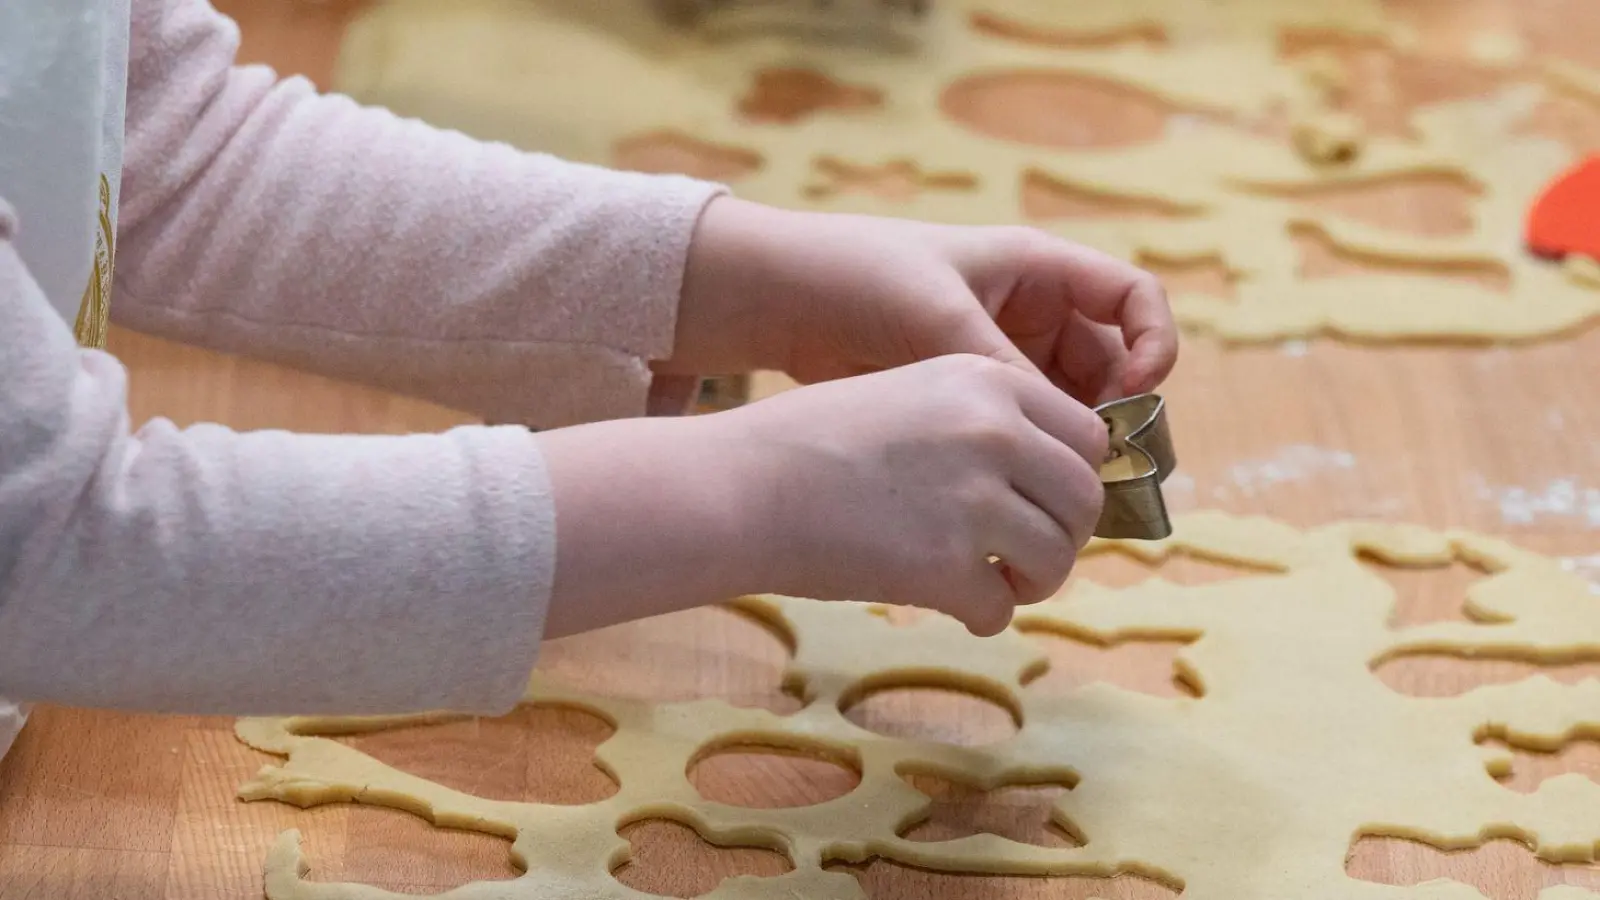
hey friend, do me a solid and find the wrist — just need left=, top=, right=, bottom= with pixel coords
left=661, top=195, right=803, bottom=377
left=536, top=413, right=778, bottom=637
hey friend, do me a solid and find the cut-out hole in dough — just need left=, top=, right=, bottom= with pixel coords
left=612, top=130, right=764, bottom=181
left=1075, top=549, right=1269, bottom=589
left=1346, top=835, right=1600, bottom=900
left=968, top=11, right=1166, bottom=49
left=1373, top=654, right=1600, bottom=698
left=804, top=156, right=978, bottom=202
left=941, top=70, right=1209, bottom=149
left=1238, top=172, right=1482, bottom=238
left=321, top=806, right=520, bottom=894
left=1135, top=250, right=1241, bottom=301
left=1520, top=10, right=1600, bottom=72
left=1481, top=736, right=1600, bottom=792
left=689, top=741, right=861, bottom=808
left=1386, top=54, right=1512, bottom=118
left=537, top=606, right=802, bottom=714
left=1291, top=221, right=1511, bottom=290
left=1021, top=169, right=1204, bottom=221
left=1018, top=631, right=1201, bottom=698
left=826, top=858, right=1181, bottom=900
left=1358, top=553, right=1490, bottom=628
left=1277, top=34, right=1509, bottom=138
left=613, top=819, right=791, bottom=898
left=1520, top=92, right=1600, bottom=156
left=841, top=680, right=1021, bottom=747
left=898, top=771, right=1082, bottom=847
left=736, top=67, right=883, bottom=124
left=342, top=705, right=617, bottom=805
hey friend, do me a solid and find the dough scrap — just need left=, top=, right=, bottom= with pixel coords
left=1548, top=60, right=1600, bottom=106
left=1570, top=255, right=1600, bottom=288
left=235, top=512, right=1600, bottom=900
left=329, top=0, right=1600, bottom=342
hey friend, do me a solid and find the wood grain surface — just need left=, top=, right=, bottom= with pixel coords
left=3, top=1, right=1600, bottom=898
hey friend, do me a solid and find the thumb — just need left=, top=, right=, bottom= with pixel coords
left=918, top=301, right=1043, bottom=377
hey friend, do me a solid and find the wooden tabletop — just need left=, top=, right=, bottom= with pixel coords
left=4, top=1, right=1600, bottom=898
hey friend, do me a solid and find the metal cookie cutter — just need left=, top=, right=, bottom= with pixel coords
left=1092, top=393, right=1177, bottom=541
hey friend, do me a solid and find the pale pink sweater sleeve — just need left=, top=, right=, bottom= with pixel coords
left=114, top=0, right=726, bottom=426
left=0, top=0, right=725, bottom=717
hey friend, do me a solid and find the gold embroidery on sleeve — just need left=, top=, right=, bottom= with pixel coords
left=73, top=173, right=115, bottom=350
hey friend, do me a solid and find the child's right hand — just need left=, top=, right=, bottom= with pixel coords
left=538, top=354, right=1106, bottom=639
left=722, top=354, right=1106, bottom=636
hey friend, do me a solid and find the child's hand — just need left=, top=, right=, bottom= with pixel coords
left=540, top=354, right=1106, bottom=639
left=725, top=354, right=1108, bottom=635
left=666, top=197, right=1178, bottom=405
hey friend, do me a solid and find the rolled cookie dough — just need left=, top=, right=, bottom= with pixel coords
left=236, top=512, right=1600, bottom=900
left=327, top=0, right=1600, bottom=343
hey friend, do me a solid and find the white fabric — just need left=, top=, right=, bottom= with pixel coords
left=0, top=0, right=129, bottom=763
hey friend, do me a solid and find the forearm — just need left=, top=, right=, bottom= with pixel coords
left=536, top=412, right=774, bottom=638
left=0, top=216, right=551, bottom=717
left=114, top=0, right=725, bottom=427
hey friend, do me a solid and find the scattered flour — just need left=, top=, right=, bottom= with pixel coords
left=1224, top=445, right=1358, bottom=497
left=1558, top=555, right=1600, bottom=595
left=1181, top=446, right=1399, bottom=514
left=1162, top=470, right=1197, bottom=505
left=1472, top=475, right=1600, bottom=529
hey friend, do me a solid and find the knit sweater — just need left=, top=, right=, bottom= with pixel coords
left=0, top=0, right=725, bottom=761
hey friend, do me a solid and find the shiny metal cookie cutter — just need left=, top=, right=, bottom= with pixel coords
left=1091, top=393, right=1177, bottom=541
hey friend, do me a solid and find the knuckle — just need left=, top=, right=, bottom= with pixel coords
left=998, top=224, right=1053, bottom=257
left=963, top=415, right=1021, bottom=460
left=1037, top=546, right=1078, bottom=601
left=1046, top=457, right=1105, bottom=551
left=951, top=397, right=1025, bottom=453
left=1074, top=482, right=1107, bottom=550
left=940, top=351, right=1009, bottom=383
left=945, top=482, right=994, bottom=533
left=1131, top=264, right=1164, bottom=292
left=1057, top=396, right=1110, bottom=463
left=1084, top=413, right=1111, bottom=465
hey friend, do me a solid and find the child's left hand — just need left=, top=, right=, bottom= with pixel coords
left=664, top=196, right=1178, bottom=405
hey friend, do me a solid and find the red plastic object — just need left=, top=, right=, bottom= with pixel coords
left=1527, top=154, right=1600, bottom=260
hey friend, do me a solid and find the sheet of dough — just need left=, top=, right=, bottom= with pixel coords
left=325, top=0, right=1600, bottom=343
left=235, top=512, right=1600, bottom=900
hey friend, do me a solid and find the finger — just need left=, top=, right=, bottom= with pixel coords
left=1007, top=319, right=1064, bottom=379
left=952, top=561, right=1018, bottom=637
left=910, top=280, right=1045, bottom=379
left=1121, top=302, right=1179, bottom=396
left=1009, top=425, right=1107, bottom=551
left=981, top=496, right=1077, bottom=605
left=1011, top=234, right=1178, bottom=392
left=1052, top=313, right=1129, bottom=406
left=995, top=365, right=1109, bottom=467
